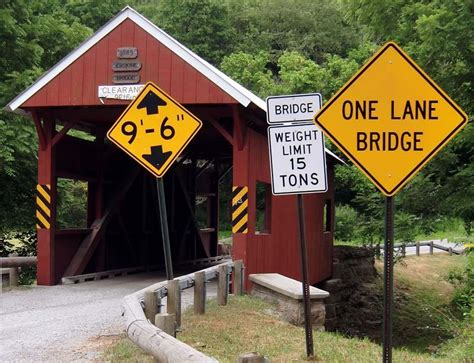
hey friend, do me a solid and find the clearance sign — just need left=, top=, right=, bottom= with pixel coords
left=314, top=42, right=467, bottom=196
left=107, top=82, right=202, bottom=178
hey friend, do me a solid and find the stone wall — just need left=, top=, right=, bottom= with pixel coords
left=318, top=246, right=380, bottom=334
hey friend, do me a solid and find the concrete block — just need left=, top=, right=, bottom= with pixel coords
left=250, top=273, right=328, bottom=330
left=249, top=273, right=329, bottom=300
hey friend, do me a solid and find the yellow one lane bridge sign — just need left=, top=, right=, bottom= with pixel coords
left=314, top=42, right=468, bottom=196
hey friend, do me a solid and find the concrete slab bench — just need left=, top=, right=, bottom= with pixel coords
left=249, top=273, right=329, bottom=330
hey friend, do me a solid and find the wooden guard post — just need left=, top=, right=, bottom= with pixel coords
left=217, top=264, right=229, bottom=306
left=194, top=271, right=206, bottom=314
left=238, top=352, right=266, bottom=363
left=233, top=260, right=244, bottom=296
left=167, top=279, right=181, bottom=327
left=155, top=313, right=176, bottom=337
left=144, top=290, right=160, bottom=322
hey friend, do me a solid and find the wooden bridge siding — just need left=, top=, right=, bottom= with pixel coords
left=22, top=19, right=237, bottom=108
left=55, top=230, right=89, bottom=279
left=232, top=128, right=334, bottom=291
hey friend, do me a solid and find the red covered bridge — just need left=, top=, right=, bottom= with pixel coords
left=6, top=7, right=340, bottom=288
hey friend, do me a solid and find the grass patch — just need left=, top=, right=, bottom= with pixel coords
left=387, top=255, right=466, bottom=353
left=179, top=295, right=448, bottom=362
left=102, top=335, right=154, bottom=363
left=103, top=255, right=468, bottom=362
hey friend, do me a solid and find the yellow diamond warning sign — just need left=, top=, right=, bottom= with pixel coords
left=107, top=82, right=202, bottom=178
left=314, top=42, right=468, bottom=196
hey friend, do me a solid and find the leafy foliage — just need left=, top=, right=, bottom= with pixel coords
left=56, top=179, right=88, bottom=229
left=0, top=231, right=37, bottom=284
left=0, top=0, right=472, bottom=256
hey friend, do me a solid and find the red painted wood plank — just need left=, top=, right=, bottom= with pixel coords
left=94, top=37, right=109, bottom=96
left=70, top=58, right=83, bottom=105
left=158, top=43, right=172, bottom=93
left=107, top=26, right=121, bottom=85
left=121, top=19, right=135, bottom=47
left=195, top=73, right=210, bottom=103
left=133, top=24, right=147, bottom=84
left=23, top=85, right=47, bottom=107
left=46, top=77, right=60, bottom=106
left=209, top=79, right=224, bottom=103
left=182, top=63, right=197, bottom=103
left=223, top=92, right=238, bottom=104
left=144, top=32, right=157, bottom=84
left=58, top=70, right=71, bottom=105
left=170, top=55, right=185, bottom=102
left=82, top=47, right=96, bottom=105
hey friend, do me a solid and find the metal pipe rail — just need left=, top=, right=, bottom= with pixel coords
left=377, top=241, right=463, bottom=256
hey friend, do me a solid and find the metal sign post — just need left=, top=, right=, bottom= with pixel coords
left=266, top=93, right=326, bottom=359
left=383, top=196, right=394, bottom=362
left=156, top=178, right=173, bottom=280
left=297, top=194, right=314, bottom=357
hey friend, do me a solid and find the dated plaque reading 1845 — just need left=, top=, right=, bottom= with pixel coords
left=117, top=47, right=138, bottom=59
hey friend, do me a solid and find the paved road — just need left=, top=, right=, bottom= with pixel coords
left=0, top=271, right=216, bottom=362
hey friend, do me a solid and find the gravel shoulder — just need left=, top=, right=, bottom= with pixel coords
left=0, top=271, right=200, bottom=362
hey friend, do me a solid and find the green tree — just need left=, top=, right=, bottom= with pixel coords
left=227, top=0, right=359, bottom=63
left=141, top=0, right=235, bottom=64
left=220, top=51, right=276, bottom=97
left=0, top=0, right=92, bottom=231
left=65, top=0, right=125, bottom=30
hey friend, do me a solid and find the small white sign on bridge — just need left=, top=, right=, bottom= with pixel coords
left=268, top=123, right=327, bottom=195
left=266, top=93, right=322, bottom=124
left=267, top=93, right=327, bottom=196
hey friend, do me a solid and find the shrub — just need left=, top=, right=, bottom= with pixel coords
left=446, top=250, right=474, bottom=317
left=335, top=204, right=359, bottom=242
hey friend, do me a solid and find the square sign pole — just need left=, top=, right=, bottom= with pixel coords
left=314, top=42, right=468, bottom=363
left=267, top=93, right=327, bottom=358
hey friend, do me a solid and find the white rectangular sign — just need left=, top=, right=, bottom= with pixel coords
left=268, top=123, right=328, bottom=195
left=98, top=84, right=144, bottom=100
left=266, top=93, right=322, bottom=124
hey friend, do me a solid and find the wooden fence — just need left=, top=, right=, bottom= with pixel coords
left=122, top=260, right=244, bottom=362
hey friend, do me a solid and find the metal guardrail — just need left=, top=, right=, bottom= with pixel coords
left=376, top=241, right=463, bottom=256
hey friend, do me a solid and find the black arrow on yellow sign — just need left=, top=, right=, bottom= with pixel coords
left=137, top=91, right=167, bottom=115
left=142, top=145, right=172, bottom=169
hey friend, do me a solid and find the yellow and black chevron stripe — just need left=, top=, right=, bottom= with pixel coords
left=36, top=184, right=51, bottom=230
left=232, top=186, right=248, bottom=234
